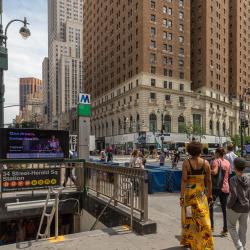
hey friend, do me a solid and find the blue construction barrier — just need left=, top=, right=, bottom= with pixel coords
left=147, top=169, right=167, bottom=194
left=165, top=169, right=182, bottom=192
left=145, top=164, right=161, bottom=170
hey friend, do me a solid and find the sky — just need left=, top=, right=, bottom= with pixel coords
left=2, top=0, right=47, bottom=125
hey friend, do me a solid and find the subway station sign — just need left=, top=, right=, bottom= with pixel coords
left=78, top=93, right=91, bottom=117
left=1, top=168, right=61, bottom=192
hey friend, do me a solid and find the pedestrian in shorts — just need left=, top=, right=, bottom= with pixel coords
left=227, top=158, right=250, bottom=250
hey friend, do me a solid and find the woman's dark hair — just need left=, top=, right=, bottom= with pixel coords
left=215, top=147, right=225, bottom=157
left=227, top=144, right=234, bottom=152
left=203, top=147, right=209, bottom=155
left=187, top=142, right=202, bottom=157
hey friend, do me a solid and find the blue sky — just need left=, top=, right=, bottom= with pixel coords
left=2, top=0, right=47, bottom=124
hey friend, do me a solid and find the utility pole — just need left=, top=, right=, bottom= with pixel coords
left=0, top=0, right=5, bottom=128
left=0, top=1, right=30, bottom=127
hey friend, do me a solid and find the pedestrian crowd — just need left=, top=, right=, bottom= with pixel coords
left=180, top=142, right=250, bottom=250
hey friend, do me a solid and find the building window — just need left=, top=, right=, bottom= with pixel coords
left=193, top=114, right=202, bottom=128
left=209, top=120, right=213, bottom=135
left=180, top=84, right=184, bottom=91
left=180, top=72, right=184, bottom=79
left=179, top=11, right=184, bottom=19
left=150, top=53, right=156, bottom=63
left=223, top=122, right=226, bottom=136
left=151, top=14, right=156, bottom=22
left=149, top=113, right=157, bottom=132
left=216, top=121, right=220, bottom=136
left=178, top=116, right=185, bottom=133
left=164, top=115, right=171, bottom=133
left=150, top=40, right=156, bottom=48
left=165, top=95, right=171, bottom=101
left=151, top=78, right=156, bottom=86
left=169, top=82, right=172, bottom=89
left=150, top=92, right=156, bottom=99
left=179, top=36, right=184, bottom=43
left=151, top=66, right=156, bottom=74
left=179, top=96, right=184, bottom=103
left=164, top=81, right=168, bottom=88
left=150, top=1, right=156, bottom=9
left=151, top=27, right=156, bottom=36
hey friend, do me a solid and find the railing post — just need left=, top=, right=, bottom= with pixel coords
left=113, top=173, right=119, bottom=206
left=140, top=171, right=148, bottom=221
left=96, top=170, right=100, bottom=197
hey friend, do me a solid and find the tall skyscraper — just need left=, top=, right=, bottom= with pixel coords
left=229, top=0, right=250, bottom=100
left=84, top=0, right=196, bottom=144
left=48, top=0, right=84, bottom=128
left=191, top=0, right=229, bottom=100
left=19, top=77, right=42, bottom=111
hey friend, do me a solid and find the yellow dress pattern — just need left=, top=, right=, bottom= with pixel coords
left=181, top=174, right=214, bottom=250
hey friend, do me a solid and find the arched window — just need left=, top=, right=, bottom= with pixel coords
left=209, top=120, right=213, bottom=135
left=136, top=113, right=140, bottom=131
left=111, top=120, right=114, bottom=135
left=102, top=123, right=104, bottom=136
left=164, top=115, right=171, bottom=133
left=222, top=122, right=226, bottom=136
left=106, top=122, right=108, bottom=136
left=98, top=125, right=100, bottom=137
left=149, top=113, right=157, bottom=132
left=216, top=121, right=220, bottom=135
left=118, top=119, right=121, bottom=134
left=178, top=116, right=185, bottom=133
left=129, top=115, right=133, bottom=132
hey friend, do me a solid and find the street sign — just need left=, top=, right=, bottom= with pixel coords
left=1, top=168, right=61, bottom=193
left=78, top=93, right=91, bottom=117
left=69, top=134, right=77, bottom=152
left=79, top=93, right=91, bottom=104
left=239, top=111, right=246, bottom=120
left=0, top=46, right=8, bottom=70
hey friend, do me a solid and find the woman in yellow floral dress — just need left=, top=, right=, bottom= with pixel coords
left=180, top=142, right=214, bottom=249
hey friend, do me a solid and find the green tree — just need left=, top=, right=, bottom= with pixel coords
left=184, top=123, right=205, bottom=142
left=231, top=135, right=240, bottom=146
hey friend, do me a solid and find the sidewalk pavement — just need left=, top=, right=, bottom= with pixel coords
left=1, top=193, right=248, bottom=250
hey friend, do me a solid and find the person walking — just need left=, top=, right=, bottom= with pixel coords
left=210, top=147, right=230, bottom=236
left=172, top=150, right=180, bottom=169
left=63, top=150, right=77, bottom=187
left=100, top=149, right=107, bottom=162
left=159, top=151, right=166, bottom=166
left=180, top=141, right=214, bottom=249
left=107, top=149, right=113, bottom=162
left=227, top=158, right=250, bottom=250
left=129, top=149, right=144, bottom=169
left=225, top=144, right=238, bottom=177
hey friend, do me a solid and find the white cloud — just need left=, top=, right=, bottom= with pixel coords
left=2, top=0, right=47, bottom=125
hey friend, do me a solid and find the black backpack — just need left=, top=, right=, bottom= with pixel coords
left=212, top=160, right=226, bottom=190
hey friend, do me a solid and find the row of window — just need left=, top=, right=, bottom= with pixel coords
left=150, top=92, right=185, bottom=103
left=150, top=79, right=184, bottom=90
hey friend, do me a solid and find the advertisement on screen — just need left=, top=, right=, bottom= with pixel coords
left=0, top=128, right=69, bottom=159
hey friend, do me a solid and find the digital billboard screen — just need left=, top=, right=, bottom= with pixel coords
left=0, top=128, right=69, bottom=159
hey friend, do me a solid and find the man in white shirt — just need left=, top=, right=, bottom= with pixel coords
left=225, top=144, right=238, bottom=174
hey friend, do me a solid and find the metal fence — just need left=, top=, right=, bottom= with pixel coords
left=85, top=162, right=148, bottom=221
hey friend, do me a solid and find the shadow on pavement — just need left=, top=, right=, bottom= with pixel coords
left=162, top=247, right=187, bottom=250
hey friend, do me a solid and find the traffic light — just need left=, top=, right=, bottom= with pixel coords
left=241, top=120, right=249, bottom=128
left=245, top=120, right=249, bottom=128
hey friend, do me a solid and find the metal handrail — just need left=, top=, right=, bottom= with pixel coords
left=85, top=162, right=148, bottom=221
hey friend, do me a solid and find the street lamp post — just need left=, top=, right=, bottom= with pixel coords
left=157, top=108, right=166, bottom=151
left=0, top=0, right=31, bottom=127
left=239, top=88, right=250, bottom=157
